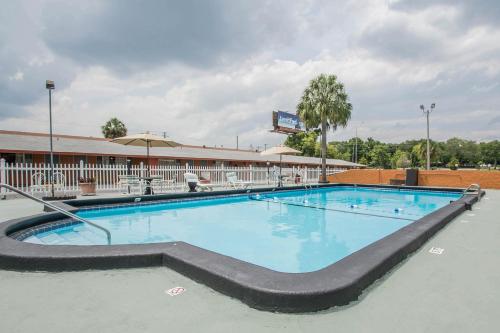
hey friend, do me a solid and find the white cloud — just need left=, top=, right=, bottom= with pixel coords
left=0, top=0, right=499, bottom=146
left=8, top=71, right=24, bottom=81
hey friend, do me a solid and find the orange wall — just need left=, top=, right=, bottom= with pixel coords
left=328, top=169, right=500, bottom=189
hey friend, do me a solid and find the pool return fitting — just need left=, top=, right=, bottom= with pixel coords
left=0, top=184, right=112, bottom=244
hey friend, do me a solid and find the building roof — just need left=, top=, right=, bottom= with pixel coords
left=0, top=130, right=363, bottom=168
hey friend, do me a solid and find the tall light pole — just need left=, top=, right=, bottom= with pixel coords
left=420, top=103, right=435, bottom=170
left=355, top=127, right=358, bottom=164
left=46, top=80, right=55, bottom=198
left=354, top=122, right=363, bottom=164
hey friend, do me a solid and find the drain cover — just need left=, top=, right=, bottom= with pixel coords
left=166, top=287, right=186, bottom=296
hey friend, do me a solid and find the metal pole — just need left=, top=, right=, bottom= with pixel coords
left=236, top=136, right=239, bottom=150
left=267, top=162, right=270, bottom=185
left=146, top=141, right=150, bottom=177
left=355, top=127, right=358, bottom=164
left=426, top=111, right=430, bottom=170
left=49, top=89, right=55, bottom=197
left=279, top=154, right=282, bottom=187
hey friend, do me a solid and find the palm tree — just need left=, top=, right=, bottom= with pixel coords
left=297, top=74, right=352, bottom=183
left=101, top=118, right=127, bottom=139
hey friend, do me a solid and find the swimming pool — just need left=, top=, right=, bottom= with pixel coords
left=23, top=187, right=460, bottom=273
left=0, top=184, right=480, bottom=312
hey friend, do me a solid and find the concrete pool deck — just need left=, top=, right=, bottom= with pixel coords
left=0, top=191, right=499, bottom=332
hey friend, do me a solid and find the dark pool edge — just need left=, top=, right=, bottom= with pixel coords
left=0, top=184, right=483, bottom=312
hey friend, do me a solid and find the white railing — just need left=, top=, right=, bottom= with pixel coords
left=0, top=158, right=346, bottom=196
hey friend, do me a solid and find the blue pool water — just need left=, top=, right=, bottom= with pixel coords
left=23, top=187, right=461, bottom=273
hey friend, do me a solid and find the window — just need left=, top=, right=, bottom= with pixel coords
left=44, top=154, right=59, bottom=164
left=0, top=153, right=15, bottom=163
left=24, top=154, right=33, bottom=164
left=74, top=155, right=87, bottom=164
left=159, top=159, right=177, bottom=167
left=115, top=157, right=127, bottom=165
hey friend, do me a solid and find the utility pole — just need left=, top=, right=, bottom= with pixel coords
left=420, top=103, right=436, bottom=170
left=355, top=127, right=358, bottom=164
left=236, top=136, right=239, bottom=150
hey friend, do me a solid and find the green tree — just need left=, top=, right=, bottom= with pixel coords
left=101, top=118, right=127, bottom=139
left=284, top=131, right=320, bottom=157
left=480, top=140, right=499, bottom=168
left=369, top=144, right=390, bottom=168
left=447, top=157, right=460, bottom=170
left=297, top=74, right=352, bottom=182
left=391, top=149, right=411, bottom=168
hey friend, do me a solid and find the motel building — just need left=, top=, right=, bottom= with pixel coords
left=0, top=130, right=362, bottom=170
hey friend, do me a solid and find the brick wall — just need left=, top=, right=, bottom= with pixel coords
left=328, top=169, right=500, bottom=189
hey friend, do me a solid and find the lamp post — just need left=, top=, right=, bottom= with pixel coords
left=420, top=103, right=435, bottom=170
left=46, top=80, right=55, bottom=198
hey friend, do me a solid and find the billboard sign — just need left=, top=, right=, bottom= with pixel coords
left=272, top=111, right=305, bottom=133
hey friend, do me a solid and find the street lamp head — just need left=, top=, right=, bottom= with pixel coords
left=419, top=104, right=425, bottom=111
left=430, top=103, right=436, bottom=109
left=45, top=80, right=55, bottom=90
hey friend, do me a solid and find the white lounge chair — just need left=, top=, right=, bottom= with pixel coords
left=150, top=177, right=175, bottom=193
left=118, top=175, right=143, bottom=195
left=226, top=172, right=253, bottom=189
left=184, top=173, right=214, bottom=192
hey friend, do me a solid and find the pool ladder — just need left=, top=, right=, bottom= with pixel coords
left=463, top=183, right=482, bottom=202
left=0, top=184, right=111, bottom=244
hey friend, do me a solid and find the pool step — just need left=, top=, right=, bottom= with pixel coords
left=37, top=233, right=69, bottom=245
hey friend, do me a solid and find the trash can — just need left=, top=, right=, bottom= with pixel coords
left=187, top=182, right=197, bottom=192
left=405, top=169, right=419, bottom=186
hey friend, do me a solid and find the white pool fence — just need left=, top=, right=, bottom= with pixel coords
left=0, top=159, right=346, bottom=196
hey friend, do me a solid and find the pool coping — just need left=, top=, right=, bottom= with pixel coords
left=0, top=184, right=484, bottom=312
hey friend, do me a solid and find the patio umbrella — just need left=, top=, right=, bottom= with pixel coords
left=111, top=133, right=181, bottom=176
left=261, top=145, right=300, bottom=186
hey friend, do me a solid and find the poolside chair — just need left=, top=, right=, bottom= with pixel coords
left=118, top=175, right=143, bottom=195
left=53, top=172, right=67, bottom=194
left=226, top=172, right=253, bottom=189
left=150, top=177, right=175, bottom=193
left=183, top=173, right=214, bottom=192
left=30, top=172, right=47, bottom=195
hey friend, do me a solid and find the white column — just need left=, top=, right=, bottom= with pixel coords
left=79, top=160, right=85, bottom=179
left=0, top=158, right=6, bottom=195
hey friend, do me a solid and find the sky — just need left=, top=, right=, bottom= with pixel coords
left=1, top=0, right=499, bottom=149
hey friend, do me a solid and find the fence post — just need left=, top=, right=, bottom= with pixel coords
left=140, top=162, right=145, bottom=178
left=79, top=160, right=84, bottom=180
left=249, top=164, right=253, bottom=183
left=304, top=166, right=308, bottom=183
left=0, top=158, right=5, bottom=196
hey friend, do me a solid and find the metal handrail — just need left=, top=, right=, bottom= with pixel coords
left=0, top=184, right=111, bottom=244
left=463, top=183, right=481, bottom=201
